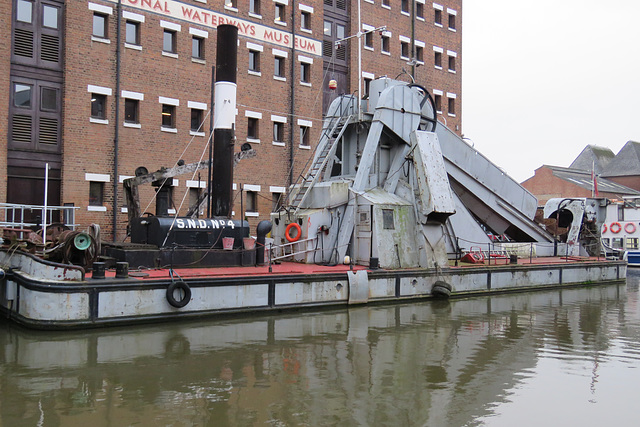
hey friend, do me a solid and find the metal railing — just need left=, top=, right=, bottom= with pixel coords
left=270, top=237, right=319, bottom=262
left=0, top=203, right=79, bottom=232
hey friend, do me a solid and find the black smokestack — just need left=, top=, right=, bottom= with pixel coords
left=212, top=24, right=238, bottom=217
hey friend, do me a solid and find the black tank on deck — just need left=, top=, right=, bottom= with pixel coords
left=131, top=216, right=248, bottom=248
left=102, top=217, right=256, bottom=269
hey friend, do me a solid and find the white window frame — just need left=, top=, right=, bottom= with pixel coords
left=297, top=118, right=313, bottom=149
left=86, top=173, right=110, bottom=211
left=188, top=101, right=207, bottom=136
left=121, top=90, right=143, bottom=128
left=246, top=110, right=262, bottom=143
left=272, top=114, right=287, bottom=146
left=88, top=85, right=112, bottom=124
left=381, top=30, right=391, bottom=55
left=362, top=24, right=375, bottom=51
left=446, top=92, right=456, bottom=117
left=415, top=40, right=425, bottom=64
left=299, top=4, right=313, bottom=33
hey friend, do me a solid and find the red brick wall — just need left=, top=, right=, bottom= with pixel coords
left=605, top=176, right=640, bottom=192
left=0, top=1, right=11, bottom=204
left=36, top=0, right=460, bottom=240
left=352, top=0, right=463, bottom=134
left=521, top=166, right=623, bottom=206
left=61, top=0, right=325, bottom=239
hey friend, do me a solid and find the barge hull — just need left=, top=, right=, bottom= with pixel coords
left=0, top=251, right=626, bottom=329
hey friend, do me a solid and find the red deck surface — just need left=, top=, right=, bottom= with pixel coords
left=87, top=256, right=610, bottom=280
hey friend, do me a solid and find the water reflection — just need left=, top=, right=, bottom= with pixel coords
left=1, top=276, right=639, bottom=426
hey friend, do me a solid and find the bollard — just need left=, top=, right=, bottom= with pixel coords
left=115, top=262, right=129, bottom=279
left=92, top=262, right=106, bottom=279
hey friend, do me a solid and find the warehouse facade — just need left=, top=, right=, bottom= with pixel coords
left=2, top=0, right=462, bottom=241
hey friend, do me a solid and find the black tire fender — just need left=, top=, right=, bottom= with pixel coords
left=166, top=281, right=192, bottom=308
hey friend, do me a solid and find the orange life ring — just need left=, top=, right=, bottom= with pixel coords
left=285, top=223, right=302, bottom=242
left=625, top=223, right=637, bottom=234
left=610, top=222, right=622, bottom=234
left=602, top=223, right=607, bottom=233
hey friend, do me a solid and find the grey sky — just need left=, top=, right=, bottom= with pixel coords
left=461, top=0, right=640, bottom=182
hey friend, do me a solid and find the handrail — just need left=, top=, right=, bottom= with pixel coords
left=271, top=236, right=319, bottom=261
left=0, top=202, right=79, bottom=231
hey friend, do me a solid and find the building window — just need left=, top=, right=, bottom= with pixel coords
left=250, top=0, right=261, bottom=15
left=275, top=4, right=286, bottom=24
left=434, top=8, right=442, bottom=26
left=382, top=0, right=390, bottom=7
left=42, top=4, right=59, bottom=29
left=448, top=12, right=456, bottom=30
left=191, top=108, right=203, bottom=132
left=364, top=77, right=372, bottom=96
left=13, top=0, right=62, bottom=68
left=41, top=87, right=57, bottom=111
left=448, top=55, right=456, bottom=72
left=162, top=104, right=176, bottom=129
left=401, top=0, right=409, bottom=13
left=93, top=13, right=108, bottom=39
left=248, top=117, right=259, bottom=139
left=17, top=0, right=33, bottom=23
left=89, top=182, right=104, bottom=206
left=163, top=29, right=176, bottom=53
left=192, top=36, right=204, bottom=59
left=381, top=34, right=390, bottom=54
left=245, top=191, right=258, bottom=213
left=249, top=50, right=260, bottom=73
left=189, top=187, right=203, bottom=215
left=300, top=126, right=310, bottom=147
left=447, top=97, right=455, bottom=115
left=126, top=21, right=140, bottom=45
left=364, top=30, right=373, bottom=49
left=124, top=99, right=139, bottom=124
left=434, top=94, right=442, bottom=112
left=627, top=238, right=639, bottom=249
left=91, top=93, right=106, bottom=119
left=434, top=50, right=442, bottom=68
left=14, top=83, right=32, bottom=108
left=401, top=41, right=409, bottom=59
left=416, top=46, right=424, bottom=63
left=10, top=78, right=61, bottom=149
left=225, top=0, right=237, bottom=9
left=612, top=238, right=624, bottom=249
left=300, top=62, right=310, bottom=83
left=301, top=11, right=311, bottom=31
left=273, top=121, right=284, bottom=143
left=272, top=193, right=283, bottom=212
left=274, top=55, right=285, bottom=78
left=416, top=2, right=424, bottom=19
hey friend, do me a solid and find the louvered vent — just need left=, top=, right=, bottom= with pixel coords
left=38, top=117, right=58, bottom=145
left=40, top=34, right=60, bottom=63
left=336, top=45, right=346, bottom=61
left=324, top=0, right=332, bottom=6
left=14, top=29, right=34, bottom=58
left=336, top=0, right=347, bottom=10
left=12, top=115, right=32, bottom=143
left=323, top=40, right=333, bottom=58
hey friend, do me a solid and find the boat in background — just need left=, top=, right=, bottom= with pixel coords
left=600, top=196, right=640, bottom=266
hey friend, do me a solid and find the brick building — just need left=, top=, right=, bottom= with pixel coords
left=3, top=0, right=463, bottom=241
left=521, top=145, right=640, bottom=206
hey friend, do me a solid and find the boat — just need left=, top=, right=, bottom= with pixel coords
left=0, top=26, right=626, bottom=329
left=598, top=196, right=640, bottom=266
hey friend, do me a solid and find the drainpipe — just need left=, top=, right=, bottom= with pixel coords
left=411, top=0, right=416, bottom=80
left=289, top=2, right=296, bottom=187
left=113, top=0, right=122, bottom=242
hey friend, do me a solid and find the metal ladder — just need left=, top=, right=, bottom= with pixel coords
left=289, top=113, right=353, bottom=213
